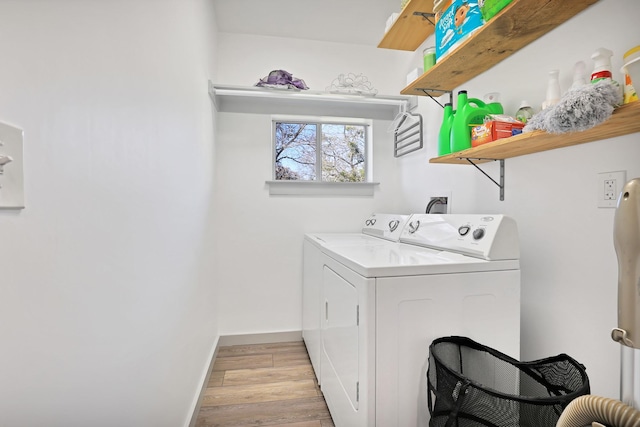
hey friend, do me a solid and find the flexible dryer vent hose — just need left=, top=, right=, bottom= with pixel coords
left=613, top=178, right=640, bottom=349
left=556, top=395, right=640, bottom=427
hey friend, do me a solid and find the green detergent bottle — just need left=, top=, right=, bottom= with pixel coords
left=486, top=100, right=504, bottom=115
left=438, top=102, right=454, bottom=156
left=450, top=91, right=493, bottom=153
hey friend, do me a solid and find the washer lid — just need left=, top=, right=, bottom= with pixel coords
left=305, top=232, right=391, bottom=251
left=324, top=242, right=519, bottom=278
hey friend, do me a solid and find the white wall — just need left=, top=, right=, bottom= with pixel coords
left=213, top=0, right=640, bottom=400
left=213, top=34, right=419, bottom=334
left=0, top=1, right=219, bottom=426
left=396, top=0, right=639, bottom=398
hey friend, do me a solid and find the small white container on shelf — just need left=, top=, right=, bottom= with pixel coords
left=385, top=13, right=399, bottom=33
left=406, top=67, right=424, bottom=86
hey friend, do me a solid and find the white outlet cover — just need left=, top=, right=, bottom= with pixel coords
left=0, top=121, right=25, bottom=209
left=597, top=170, right=626, bottom=208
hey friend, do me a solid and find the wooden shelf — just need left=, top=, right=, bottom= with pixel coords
left=401, top=0, right=600, bottom=96
left=377, top=0, right=434, bottom=51
left=430, top=102, right=640, bottom=164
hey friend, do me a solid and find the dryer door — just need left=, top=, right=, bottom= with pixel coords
left=320, top=254, right=375, bottom=427
left=322, top=265, right=359, bottom=410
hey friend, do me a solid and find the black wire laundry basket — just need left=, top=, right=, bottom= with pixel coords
left=427, top=336, right=590, bottom=427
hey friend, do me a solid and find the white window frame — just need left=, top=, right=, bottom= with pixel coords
left=267, top=115, right=379, bottom=196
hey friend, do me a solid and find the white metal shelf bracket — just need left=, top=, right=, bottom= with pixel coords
left=465, top=158, right=505, bottom=201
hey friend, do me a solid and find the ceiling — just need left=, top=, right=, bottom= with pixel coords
left=212, top=0, right=401, bottom=46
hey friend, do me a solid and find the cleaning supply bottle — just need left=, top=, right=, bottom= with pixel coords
left=467, top=96, right=491, bottom=125
left=623, top=73, right=638, bottom=104
left=483, top=92, right=504, bottom=115
left=450, top=90, right=492, bottom=153
left=622, top=45, right=640, bottom=104
left=591, top=47, right=614, bottom=83
left=515, top=101, right=534, bottom=124
left=542, top=69, right=561, bottom=110
left=591, top=47, right=623, bottom=104
left=571, top=60, right=588, bottom=89
left=438, top=102, right=454, bottom=156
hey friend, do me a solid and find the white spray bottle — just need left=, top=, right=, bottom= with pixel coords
left=542, top=69, right=561, bottom=110
left=591, top=47, right=623, bottom=103
left=571, top=61, right=588, bottom=89
left=591, top=47, right=614, bottom=83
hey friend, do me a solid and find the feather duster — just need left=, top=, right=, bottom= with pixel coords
left=524, top=80, right=622, bottom=134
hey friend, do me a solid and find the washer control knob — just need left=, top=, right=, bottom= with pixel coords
left=389, top=220, right=399, bottom=232
left=408, top=220, right=420, bottom=234
left=458, top=225, right=470, bottom=236
left=472, top=228, right=486, bottom=240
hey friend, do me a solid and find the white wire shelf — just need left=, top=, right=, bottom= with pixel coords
left=209, top=82, right=413, bottom=120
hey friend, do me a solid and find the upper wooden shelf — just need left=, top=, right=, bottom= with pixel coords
left=430, top=101, right=640, bottom=164
left=401, top=0, right=600, bottom=96
left=377, top=0, right=434, bottom=51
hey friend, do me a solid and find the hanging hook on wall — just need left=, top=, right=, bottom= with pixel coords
left=387, top=99, right=424, bottom=157
left=0, top=139, right=12, bottom=174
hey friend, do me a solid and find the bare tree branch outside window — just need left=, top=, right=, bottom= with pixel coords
left=274, top=121, right=366, bottom=182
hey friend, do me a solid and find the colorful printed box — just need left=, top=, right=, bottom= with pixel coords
left=471, top=120, right=524, bottom=147
left=435, top=0, right=484, bottom=60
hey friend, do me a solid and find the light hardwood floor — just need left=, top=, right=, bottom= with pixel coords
left=195, top=341, right=335, bottom=427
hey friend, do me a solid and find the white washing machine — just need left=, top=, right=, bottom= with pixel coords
left=302, top=214, right=521, bottom=427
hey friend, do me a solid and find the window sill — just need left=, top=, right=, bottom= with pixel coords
left=266, top=181, right=380, bottom=196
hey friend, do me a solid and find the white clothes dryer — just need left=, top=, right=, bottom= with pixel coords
left=303, top=213, right=410, bottom=379
left=303, top=214, right=521, bottom=427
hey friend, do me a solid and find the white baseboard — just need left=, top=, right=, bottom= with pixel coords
left=218, top=330, right=302, bottom=346
left=186, top=335, right=220, bottom=427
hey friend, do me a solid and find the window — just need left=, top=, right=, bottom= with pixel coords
left=273, top=118, right=369, bottom=183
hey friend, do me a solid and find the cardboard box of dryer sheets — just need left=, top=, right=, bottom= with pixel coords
left=435, top=0, right=484, bottom=60
left=471, top=119, right=524, bottom=147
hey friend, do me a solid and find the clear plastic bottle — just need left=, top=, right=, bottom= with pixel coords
left=515, top=101, right=534, bottom=124
left=542, top=69, right=561, bottom=110
left=571, top=61, right=588, bottom=89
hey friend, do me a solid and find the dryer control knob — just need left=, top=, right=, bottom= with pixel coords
left=458, top=226, right=470, bottom=236
left=472, top=228, right=486, bottom=240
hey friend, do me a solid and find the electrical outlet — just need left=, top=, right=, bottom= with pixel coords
left=597, top=171, right=626, bottom=208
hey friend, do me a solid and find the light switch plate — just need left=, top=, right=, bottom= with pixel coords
left=0, top=121, right=25, bottom=209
